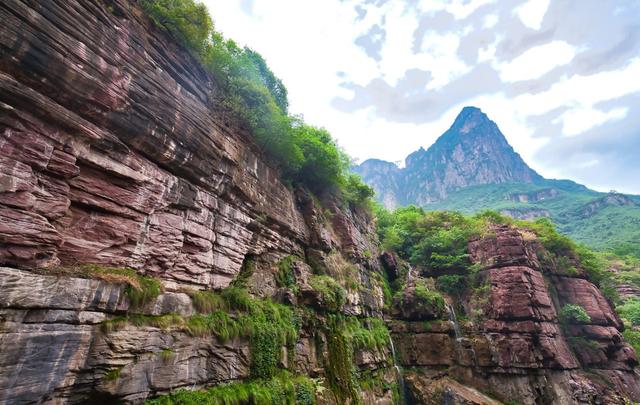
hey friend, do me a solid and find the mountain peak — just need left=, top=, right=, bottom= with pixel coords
left=354, top=107, right=542, bottom=206
left=450, top=106, right=497, bottom=137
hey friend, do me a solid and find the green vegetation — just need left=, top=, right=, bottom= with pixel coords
left=617, top=300, right=640, bottom=326
left=101, top=313, right=184, bottom=333
left=425, top=181, right=640, bottom=256
left=140, top=0, right=373, bottom=205
left=276, top=256, right=297, bottom=290
left=104, top=367, right=122, bottom=382
left=622, top=329, right=640, bottom=356
left=559, top=304, right=591, bottom=324
left=159, top=349, right=175, bottom=362
left=567, top=336, right=599, bottom=351
left=104, top=286, right=299, bottom=381
left=323, top=316, right=360, bottom=404
left=344, top=317, right=391, bottom=353
left=309, top=275, right=347, bottom=312
left=436, top=274, right=467, bottom=297
left=145, top=372, right=319, bottom=405
left=44, top=264, right=162, bottom=310
left=413, top=279, right=446, bottom=313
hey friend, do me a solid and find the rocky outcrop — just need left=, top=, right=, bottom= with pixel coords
left=499, top=207, right=551, bottom=220
left=579, top=192, right=636, bottom=218
left=0, top=0, right=389, bottom=403
left=391, top=226, right=640, bottom=404
left=1, top=1, right=639, bottom=405
left=507, top=188, right=558, bottom=203
left=353, top=106, right=543, bottom=207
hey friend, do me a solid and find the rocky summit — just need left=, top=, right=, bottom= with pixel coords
left=1, top=1, right=640, bottom=404
left=354, top=106, right=542, bottom=208
left=354, top=108, right=640, bottom=253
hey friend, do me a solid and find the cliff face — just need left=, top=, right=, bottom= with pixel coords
left=390, top=226, right=640, bottom=404
left=0, top=1, right=388, bottom=403
left=1, top=1, right=640, bottom=405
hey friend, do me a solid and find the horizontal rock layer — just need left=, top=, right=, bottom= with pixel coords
left=392, top=226, right=640, bottom=404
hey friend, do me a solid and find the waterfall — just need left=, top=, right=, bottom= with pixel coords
left=446, top=304, right=479, bottom=368
left=447, top=303, right=462, bottom=340
left=389, top=338, right=408, bottom=405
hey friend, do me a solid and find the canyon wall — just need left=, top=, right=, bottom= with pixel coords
left=0, top=0, right=388, bottom=403
left=1, top=1, right=640, bottom=404
left=390, top=226, right=640, bottom=404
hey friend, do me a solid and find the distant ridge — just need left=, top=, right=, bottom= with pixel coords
left=353, top=107, right=640, bottom=253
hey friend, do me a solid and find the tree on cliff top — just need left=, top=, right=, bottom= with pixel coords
left=141, top=0, right=372, bottom=206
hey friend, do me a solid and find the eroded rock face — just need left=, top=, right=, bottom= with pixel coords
left=0, top=0, right=388, bottom=403
left=393, top=226, right=640, bottom=404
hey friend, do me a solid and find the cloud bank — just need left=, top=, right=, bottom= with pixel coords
left=205, top=0, right=640, bottom=193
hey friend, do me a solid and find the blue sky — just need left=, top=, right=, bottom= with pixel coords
left=204, top=0, right=640, bottom=194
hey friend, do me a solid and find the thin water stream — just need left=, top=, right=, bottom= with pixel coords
left=389, top=338, right=408, bottom=404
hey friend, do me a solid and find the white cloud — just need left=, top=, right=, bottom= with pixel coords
left=497, top=41, right=577, bottom=82
left=419, top=0, right=496, bottom=20
left=202, top=0, right=640, bottom=193
left=515, top=58, right=640, bottom=116
left=483, top=14, right=499, bottom=29
left=554, top=107, right=628, bottom=137
left=514, top=0, right=550, bottom=30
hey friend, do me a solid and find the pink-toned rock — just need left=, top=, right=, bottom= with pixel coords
left=486, top=266, right=556, bottom=321
left=554, top=276, right=623, bottom=329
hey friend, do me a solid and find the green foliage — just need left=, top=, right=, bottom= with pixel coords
left=343, top=317, right=391, bottom=353
left=323, top=315, right=361, bottom=405
left=412, top=279, right=446, bottom=313
left=374, top=206, right=485, bottom=272
left=276, top=256, right=297, bottom=289
left=622, top=329, right=640, bottom=356
left=342, top=173, right=375, bottom=208
left=141, top=0, right=212, bottom=55
left=559, top=304, right=591, bottom=324
left=567, top=336, right=599, bottom=351
left=436, top=274, right=467, bottom=296
left=424, top=181, right=640, bottom=256
left=101, top=314, right=184, bottom=334
left=104, top=367, right=122, bottom=382
left=185, top=289, right=226, bottom=313
left=125, top=275, right=162, bottom=310
left=159, top=349, right=175, bottom=361
left=617, top=299, right=640, bottom=326
left=309, top=275, right=347, bottom=312
left=59, top=264, right=162, bottom=310
left=104, top=285, right=299, bottom=381
left=140, top=0, right=371, bottom=203
left=145, top=372, right=318, bottom=405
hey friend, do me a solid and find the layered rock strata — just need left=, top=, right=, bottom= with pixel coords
left=0, top=0, right=388, bottom=403
left=390, top=226, right=640, bottom=404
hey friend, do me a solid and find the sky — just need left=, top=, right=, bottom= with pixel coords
left=204, top=0, right=640, bottom=194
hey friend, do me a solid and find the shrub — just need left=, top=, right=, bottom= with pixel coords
left=559, top=304, right=591, bottom=324
left=276, top=256, right=297, bottom=289
left=617, top=299, right=640, bottom=326
left=344, top=317, right=390, bottom=352
left=436, top=274, right=467, bottom=296
left=141, top=0, right=212, bottom=55
left=140, top=0, right=372, bottom=205
left=57, top=265, right=163, bottom=310
left=144, top=372, right=318, bottom=405
left=414, top=279, right=445, bottom=313
left=309, top=275, right=347, bottom=312
left=623, top=329, right=640, bottom=356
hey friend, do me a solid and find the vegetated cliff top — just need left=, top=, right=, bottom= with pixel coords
left=354, top=106, right=640, bottom=255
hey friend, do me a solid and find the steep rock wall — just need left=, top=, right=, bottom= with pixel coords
left=0, top=0, right=388, bottom=403
left=391, top=226, right=640, bottom=404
